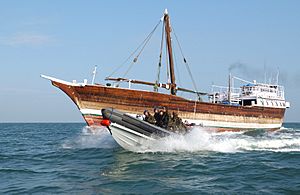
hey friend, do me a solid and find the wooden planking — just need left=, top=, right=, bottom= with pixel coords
left=73, top=84, right=285, bottom=118
left=52, top=81, right=285, bottom=125
left=83, top=114, right=103, bottom=126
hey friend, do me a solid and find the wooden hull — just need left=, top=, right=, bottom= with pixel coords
left=51, top=80, right=285, bottom=132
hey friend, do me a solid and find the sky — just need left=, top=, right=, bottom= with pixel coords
left=0, top=0, right=300, bottom=122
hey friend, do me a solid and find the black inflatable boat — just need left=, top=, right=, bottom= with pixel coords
left=101, top=108, right=176, bottom=151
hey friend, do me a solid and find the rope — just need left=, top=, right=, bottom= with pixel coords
left=174, top=49, right=184, bottom=97
left=107, top=20, right=162, bottom=78
left=121, top=20, right=161, bottom=79
left=173, top=28, right=200, bottom=95
left=173, top=50, right=181, bottom=87
left=154, top=22, right=165, bottom=92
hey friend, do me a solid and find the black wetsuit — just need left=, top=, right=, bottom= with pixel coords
left=161, top=112, right=170, bottom=129
left=154, top=112, right=161, bottom=127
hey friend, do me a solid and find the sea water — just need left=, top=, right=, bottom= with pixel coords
left=1, top=123, right=299, bottom=194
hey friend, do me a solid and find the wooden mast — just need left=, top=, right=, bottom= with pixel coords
left=164, top=9, right=176, bottom=95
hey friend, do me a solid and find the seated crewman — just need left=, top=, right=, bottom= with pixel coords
left=143, top=110, right=156, bottom=124
left=160, top=107, right=170, bottom=129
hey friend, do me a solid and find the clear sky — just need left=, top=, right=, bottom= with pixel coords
left=0, top=0, right=299, bottom=122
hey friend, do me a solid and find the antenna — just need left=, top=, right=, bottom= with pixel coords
left=276, top=67, right=280, bottom=85
left=228, top=72, right=232, bottom=103
left=264, top=59, right=267, bottom=83
left=269, top=73, right=272, bottom=84
left=92, top=65, right=97, bottom=84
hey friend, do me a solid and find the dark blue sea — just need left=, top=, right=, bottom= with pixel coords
left=1, top=123, right=299, bottom=194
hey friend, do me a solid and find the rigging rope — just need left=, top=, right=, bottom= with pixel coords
left=173, top=48, right=184, bottom=97
left=173, top=49, right=182, bottom=88
left=122, top=20, right=161, bottom=79
left=173, top=28, right=200, bottom=95
left=107, top=20, right=162, bottom=78
left=154, top=22, right=165, bottom=92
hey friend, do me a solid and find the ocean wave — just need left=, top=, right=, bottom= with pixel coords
left=132, top=127, right=300, bottom=153
left=0, top=167, right=40, bottom=174
left=60, top=125, right=300, bottom=153
left=61, top=126, right=117, bottom=149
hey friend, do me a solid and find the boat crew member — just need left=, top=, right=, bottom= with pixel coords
left=176, top=116, right=187, bottom=133
left=168, top=112, right=178, bottom=131
left=160, top=107, right=170, bottom=129
left=143, top=110, right=156, bottom=124
left=168, top=112, right=187, bottom=133
left=155, top=110, right=164, bottom=127
left=154, top=107, right=161, bottom=126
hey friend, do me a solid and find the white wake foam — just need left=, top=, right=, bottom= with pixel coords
left=62, top=126, right=117, bottom=149
left=232, top=135, right=300, bottom=152
left=135, top=128, right=239, bottom=153
left=62, top=126, right=300, bottom=153
left=135, top=127, right=300, bottom=153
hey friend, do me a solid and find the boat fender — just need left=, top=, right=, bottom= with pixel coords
left=100, top=119, right=112, bottom=135
left=101, top=119, right=111, bottom=127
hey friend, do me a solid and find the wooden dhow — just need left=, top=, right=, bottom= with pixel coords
left=42, top=9, right=290, bottom=132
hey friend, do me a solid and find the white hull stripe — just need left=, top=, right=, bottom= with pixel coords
left=80, top=109, right=102, bottom=116
left=187, top=119, right=282, bottom=129
left=80, top=109, right=282, bottom=129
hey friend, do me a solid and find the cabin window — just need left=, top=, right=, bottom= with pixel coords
left=242, top=100, right=255, bottom=106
